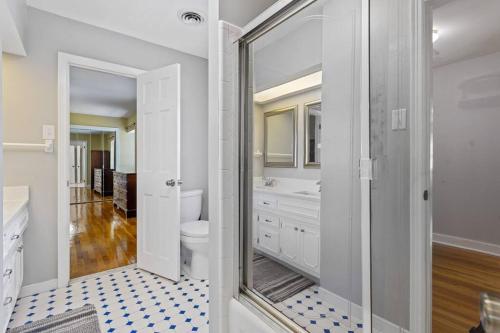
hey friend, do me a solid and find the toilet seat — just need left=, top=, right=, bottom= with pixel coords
left=181, top=220, right=209, bottom=238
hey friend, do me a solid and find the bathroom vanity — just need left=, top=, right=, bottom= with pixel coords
left=2, top=186, right=29, bottom=332
left=253, top=179, right=320, bottom=278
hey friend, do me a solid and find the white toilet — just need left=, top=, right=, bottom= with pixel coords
left=181, top=189, right=209, bottom=280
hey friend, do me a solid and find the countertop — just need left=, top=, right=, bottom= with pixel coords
left=3, top=186, right=29, bottom=228
left=253, top=185, right=321, bottom=202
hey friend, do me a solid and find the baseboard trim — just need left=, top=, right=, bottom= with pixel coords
left=433, top=233, right=500, bottom=257
left=318, top=287, right=409, bottom=333
left=19, top=279, right=58, bottom=298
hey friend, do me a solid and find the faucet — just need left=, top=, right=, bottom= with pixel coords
left=316, top=180, right=321, bottom=192
left=262, top=176, right=276, bottom=187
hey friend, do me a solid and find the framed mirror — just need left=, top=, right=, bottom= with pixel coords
left=264, top=106, right=297, bottom=168
left=304, top=101, right=321, bottom=168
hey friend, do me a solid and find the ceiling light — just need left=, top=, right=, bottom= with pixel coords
left=178, top=10, right=205, bottom=25
left=433, top=29, right=439, bottom=43
left=254, top=71, right=322, bottom=104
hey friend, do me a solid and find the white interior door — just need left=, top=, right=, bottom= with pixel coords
left=137, top=64, right=181, bottom=281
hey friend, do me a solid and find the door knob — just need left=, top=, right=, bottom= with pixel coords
left=166, top=179, right=183, bottom=187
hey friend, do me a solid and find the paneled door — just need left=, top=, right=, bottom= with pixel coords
left=137, top=64, right=181, bottom=282
left=300, top=225, right=320, bottom=273
left=280, top=219, right=299, bottom=262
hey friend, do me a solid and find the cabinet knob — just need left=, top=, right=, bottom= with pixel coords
left=10, top=234, right=20, bottom=240
left=3, top=297, right=12, bottom=306
left=301, top=229, right=305, bottom=233
left=294, top=227, right=298, bottom=231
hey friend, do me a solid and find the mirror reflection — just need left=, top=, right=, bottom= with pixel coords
left=242, top=0, right=364, bottom=331
left=264, top=106, right=297, bottom=167
left=304, top=101, right=321, bottom=167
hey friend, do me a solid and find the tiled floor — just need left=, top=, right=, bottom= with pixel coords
left=274, top=285, right=363, bottom=333
left=8, top=266, right=209, bottom=332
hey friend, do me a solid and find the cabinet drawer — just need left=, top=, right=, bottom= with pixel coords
left=259, top=226, right=280, bottom=255
left=3, top=210, right=28, bottom=257
left=255, top=197, right=277, bottom=209
left=256, top=212, right=280, bottom=228
left=278, top=198, right=320, bottom=222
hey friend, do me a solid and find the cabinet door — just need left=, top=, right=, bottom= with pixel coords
left=300, top=225, right=320, bottom=273
left=15, top=241, right=24, bottom=295
left=253, top=212, right=259, bottom=248
left=280, top=219, right=299, bottom=263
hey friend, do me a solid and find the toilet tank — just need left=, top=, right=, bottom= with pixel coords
left=181, top=189, right=203, bottom=223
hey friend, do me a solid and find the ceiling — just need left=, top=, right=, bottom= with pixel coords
left=433, top=0, right=500, bottom=67
left=26, top=0, right=208, bottom=58
left=219, top=0, right=277, bottom=27
left=70, top=67, right=136, bottom=118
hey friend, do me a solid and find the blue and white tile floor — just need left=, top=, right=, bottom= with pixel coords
left=274, top=285, right=364, bottom=333
left=8, top=267, right=209, bottom=332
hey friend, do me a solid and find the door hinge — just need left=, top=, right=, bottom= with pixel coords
left=359, top=158, right=373, bottom=180
left=257, top=238, right=260, bottom=244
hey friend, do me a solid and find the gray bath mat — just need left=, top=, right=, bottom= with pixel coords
left=253, top=253, right=315, bottom=303
left=9, top=304, right=101, bottom=333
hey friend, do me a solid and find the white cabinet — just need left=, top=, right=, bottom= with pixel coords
left=280, top=219, right=300, bottom=262
left=300, top=225, right=320, bottom=273
left=2, top=208, right=28, bottom=332
left=254, top=191, right=320, bottom=277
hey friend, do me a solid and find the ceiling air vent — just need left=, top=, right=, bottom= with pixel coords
left=179, top=11, right=205, bottom=25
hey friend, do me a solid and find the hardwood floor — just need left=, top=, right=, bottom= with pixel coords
left=433, top=243, right=500, bottom=333
left=70, top=187, right=112, bottom=205
left=70, top=200, right=136, bottom=279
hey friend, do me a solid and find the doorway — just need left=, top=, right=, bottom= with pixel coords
left=68, top=67, right=138, bottom=279
left=58, top=53, right=183, bottom=286
left=430, top=0, right=500, bottom=331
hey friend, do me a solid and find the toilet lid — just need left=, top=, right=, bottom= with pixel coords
left=181, top=220, right=209, bottom=238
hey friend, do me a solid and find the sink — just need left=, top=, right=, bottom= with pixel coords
left=294, top=190, right=320, bottom=197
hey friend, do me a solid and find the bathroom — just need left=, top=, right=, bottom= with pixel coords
left=0, top=0, right=467, bottom=332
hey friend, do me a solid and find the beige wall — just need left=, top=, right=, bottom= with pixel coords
left=3, top=8, right=208, bottom=286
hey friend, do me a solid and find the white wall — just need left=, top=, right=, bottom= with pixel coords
left=219, top=0, right=277, bottom=28
left=254, top=88, right=321, bottom=180
left=254, top=19, right=322, bottom=91
left=433, top=50, right=500, bottom=246
left=208, top=20, right=241, bottom=333
left=0, top=39, right=5, bottom=331
left=3, top=8, right=208, bottom=286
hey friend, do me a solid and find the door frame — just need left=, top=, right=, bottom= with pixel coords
left=57, top=52, right=145, bottom=287
left=408, top=0, right=432, bottom=332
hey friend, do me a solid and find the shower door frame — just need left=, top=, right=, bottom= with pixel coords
left=236, top=0, right=373, bottom=331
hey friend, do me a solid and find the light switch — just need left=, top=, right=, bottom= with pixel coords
left=43, top=125, right=55, bottom=140
left=392, top=109, right=400, bottom=130
left=399, top=108, right=407, bottom=130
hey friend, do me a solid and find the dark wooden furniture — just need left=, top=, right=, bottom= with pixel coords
left=113, top=172, right=137, bottom=218
left=94, top=168, right=114, bottom=196
left=90, top=150, right=110, bottom=189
